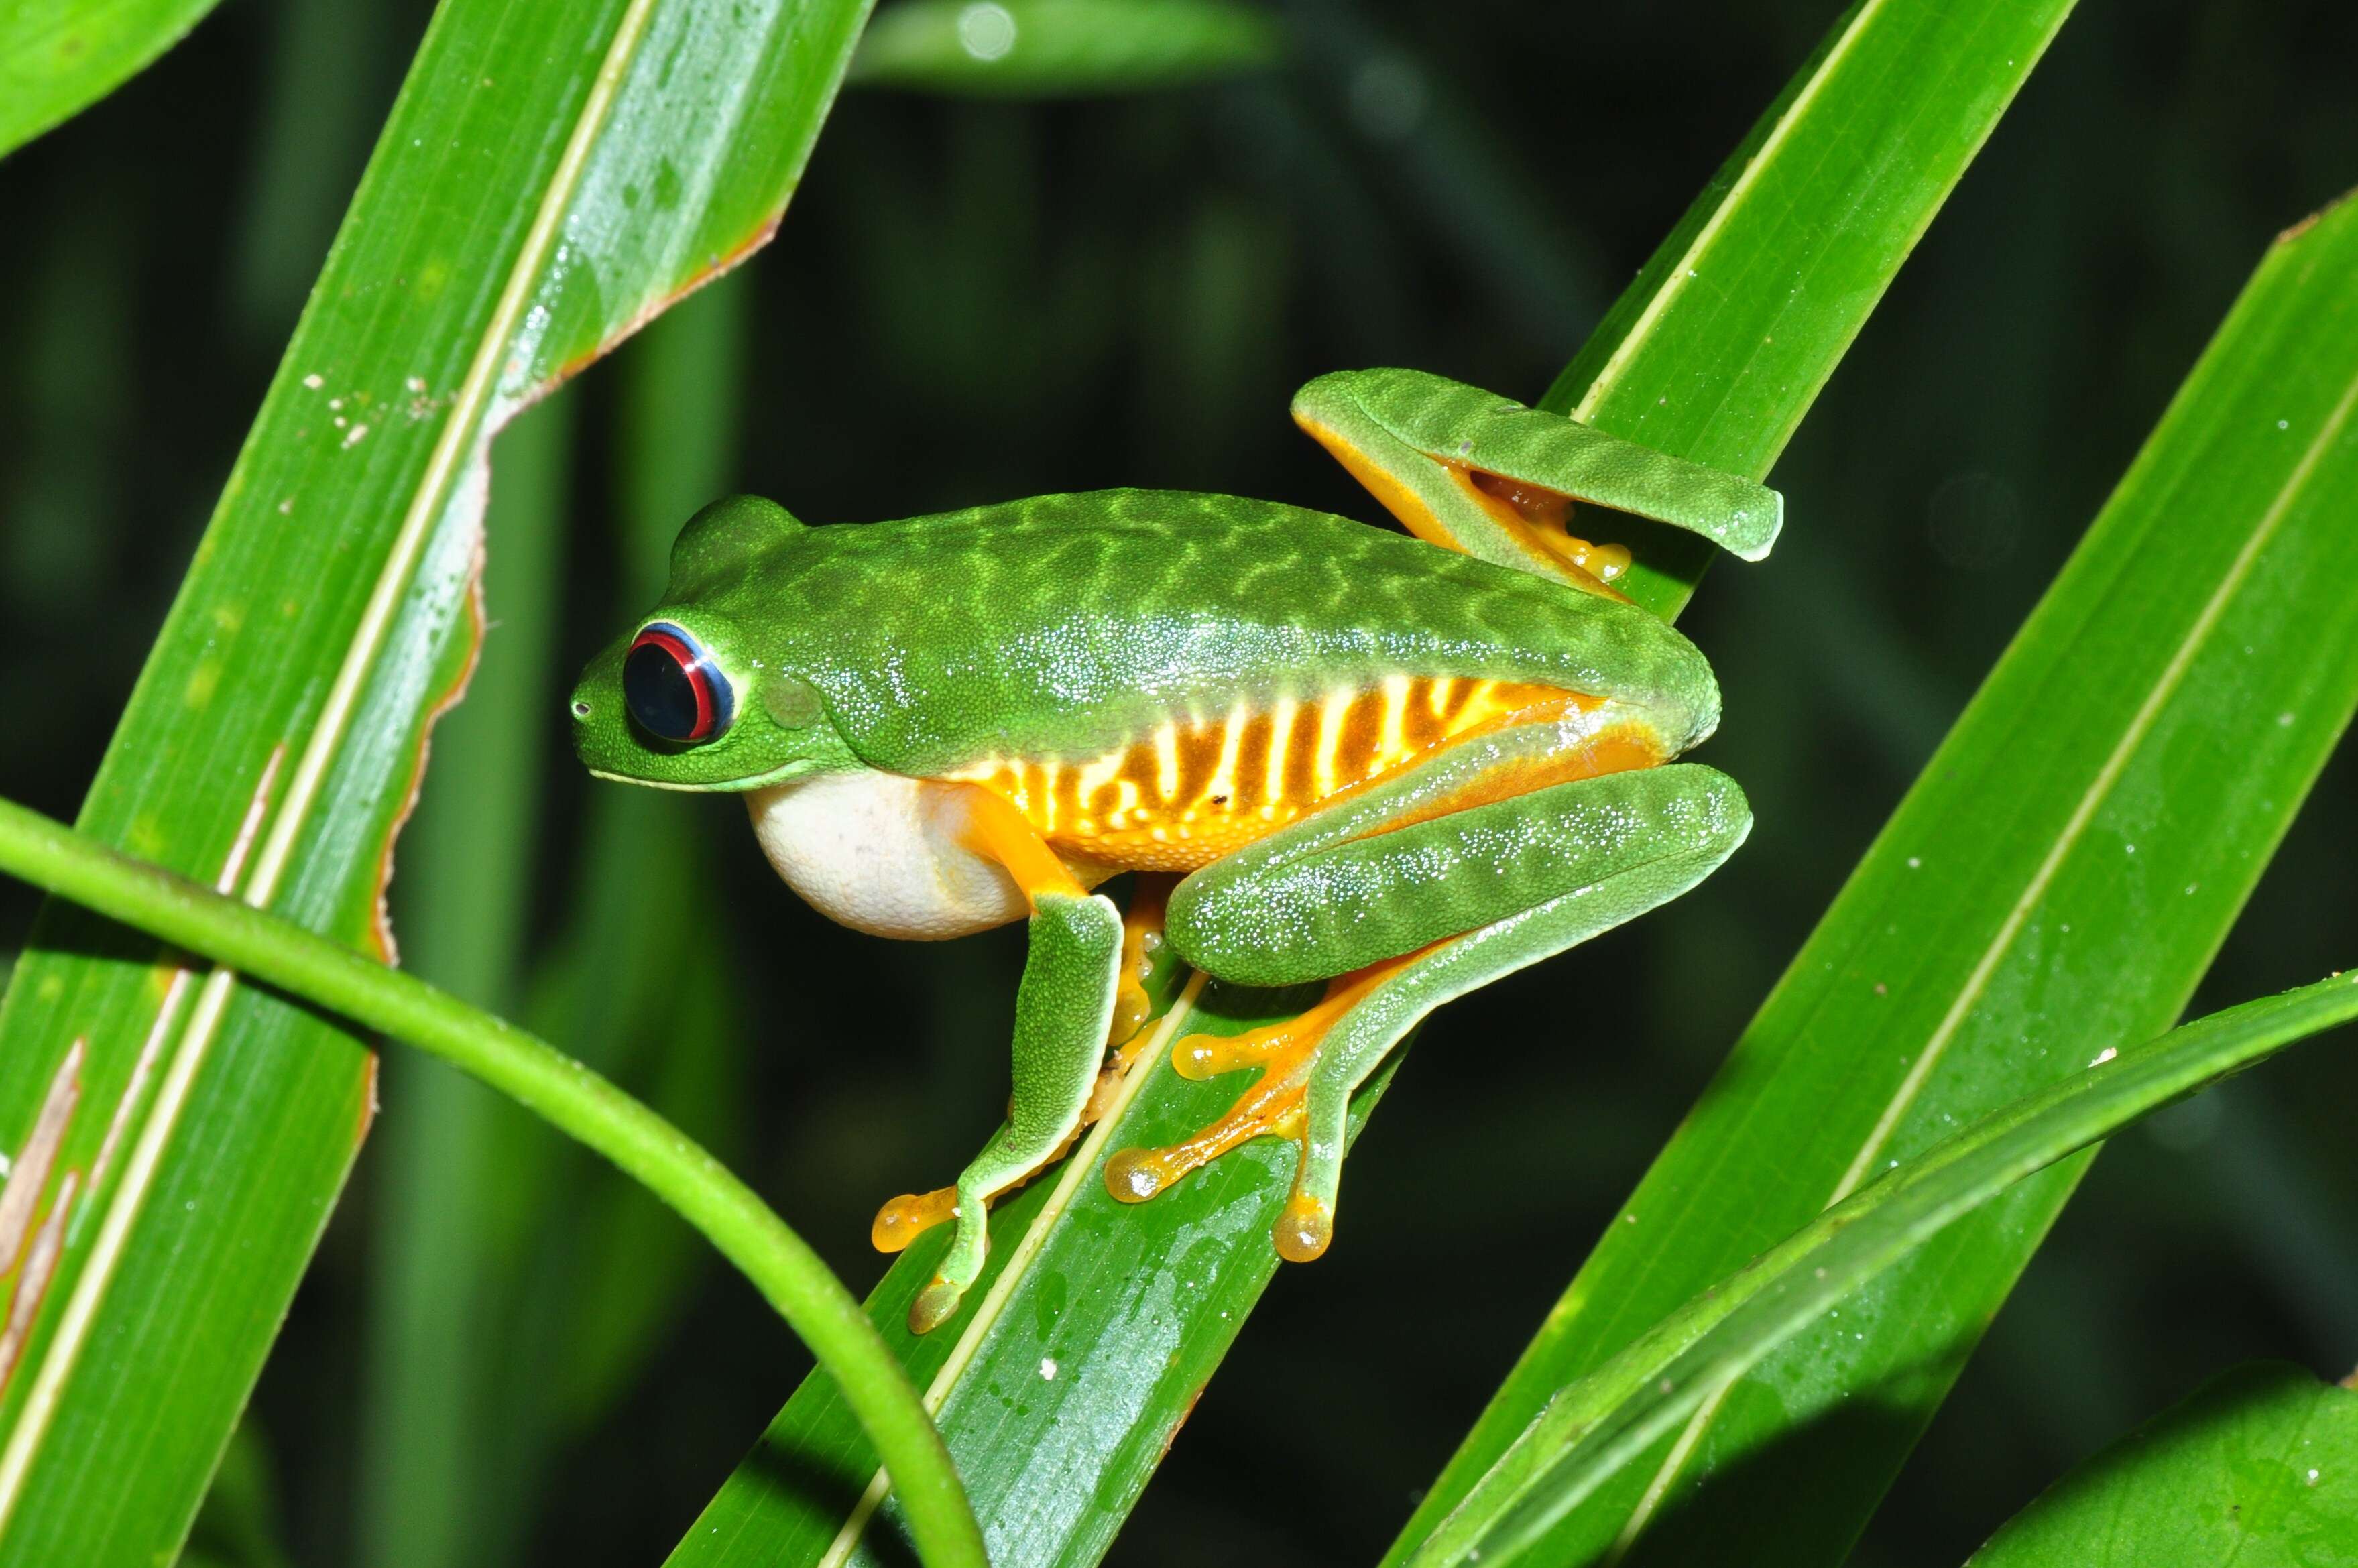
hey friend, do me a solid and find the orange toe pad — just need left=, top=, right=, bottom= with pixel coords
left=872, top=1187, right=959, bottom=1254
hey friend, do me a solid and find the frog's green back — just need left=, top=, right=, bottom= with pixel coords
left=713, top=489, right=1716, bottom=776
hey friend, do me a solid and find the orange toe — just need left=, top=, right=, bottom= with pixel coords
left=872, top=1187, right=959, bottom=1254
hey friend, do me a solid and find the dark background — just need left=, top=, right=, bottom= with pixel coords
left=3, top=0, right=2355, bottom=1563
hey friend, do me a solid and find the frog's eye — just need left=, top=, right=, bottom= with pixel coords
left=624, top=621, right=733, bottom=744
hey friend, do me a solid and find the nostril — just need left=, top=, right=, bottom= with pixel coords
left=571, top=700, right=591, bottom=719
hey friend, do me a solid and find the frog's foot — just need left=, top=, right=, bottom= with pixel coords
left=874, top=1088, right=1120, bottom=1333
left=1108, top=876, right=1173, bottom=1048
left=870, top=1184, right=988, bottom=1333
left=1450, top=466, right=1633, bottom=597
left=872, top=1185, right=959, bottom=1255
left=1104, top=957, right=1408, bottom=1262
left=899, top=1169, right=1003, bottom=1333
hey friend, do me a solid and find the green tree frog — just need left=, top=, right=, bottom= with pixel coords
left=571, top=369, right=1779, bottom=1333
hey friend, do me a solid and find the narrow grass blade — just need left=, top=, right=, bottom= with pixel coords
left=358, top=272, right=758, bottom=1565
left=849, top=0, right=1279, bottom=97
left=357, top=390, right=577, bottom=1568
left=1411, top=975, right=2358, bottom=1565
left=670, top=3, right=2075, bottom=1563
left=540, top=268, right=756, bottom=1432
left=0, top=0, right=225, bottom=158
left=0, top=792, right=984, bottom=1568
left=1394, top=190, right=2358, bottom=1568
left=0, top=3, right=876, bottom=1563
left=1965, top=1362, right=2358, bottom=1566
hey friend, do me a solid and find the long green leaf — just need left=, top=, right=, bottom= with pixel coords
left=1393, top=177, right=2358, bottom=1568
left=0, top=2, right=875, bottom=1562
left=1411, top=974, right=2358, bottom=1565
left=0, top=0, right=226, bottom=159
left=670, top=3, right=2076, bottom=1563
left=1966, top=1362, right=2358, bottom=1566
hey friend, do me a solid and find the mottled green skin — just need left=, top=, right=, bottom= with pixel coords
left=571, top=487, right=1720, bottom=789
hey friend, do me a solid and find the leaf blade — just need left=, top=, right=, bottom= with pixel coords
left=1966, top=1362, right=2358, bottom=1567
left=1395, top=186, right=2358, bottom=1568
left=1415, top=974, right=2358, bottom=1565
left=0, top=1, right=876, bottom=1561
left=0, top=0, right=227, bottom=159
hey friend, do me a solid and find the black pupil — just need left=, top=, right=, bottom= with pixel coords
left=624, top=639, right=705, bottom=741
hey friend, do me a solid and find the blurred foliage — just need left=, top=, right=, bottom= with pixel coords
left=1, top=0, right=2353, bottom=1563
left=850, top=0, right=1282, bottom=97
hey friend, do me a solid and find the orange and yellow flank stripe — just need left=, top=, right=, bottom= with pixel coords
left=941, top=675, right=1638, bottom=873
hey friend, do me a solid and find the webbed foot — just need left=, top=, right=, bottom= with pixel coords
left=872, top=1187, right=984, bottom=1331
left=1105, top=957, right=1409, bottom=1262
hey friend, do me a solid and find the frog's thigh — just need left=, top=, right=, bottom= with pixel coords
left=1170, top=762, right=1750, bottom=989
left=1287, top=805, right=1745, bottom=1246
left=1147, top=764, right=1750, bottom=1260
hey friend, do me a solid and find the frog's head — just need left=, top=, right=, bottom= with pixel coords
left=570, top=495, right=856, bottom=790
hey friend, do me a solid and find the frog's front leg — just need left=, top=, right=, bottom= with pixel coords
left=873, top=784, right=1124, bottom=1333
left=1291, top=368, right=1782, bottom=595
left=1108, top=719, right=1750, bottom=1262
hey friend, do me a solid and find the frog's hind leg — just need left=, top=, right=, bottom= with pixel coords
left=1123, top=757, right=1751, bottom=1265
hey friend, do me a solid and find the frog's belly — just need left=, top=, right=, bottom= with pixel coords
left=945, top=678, right=1624, bottom=873
left=746, top=770, right=1029, bottom=939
